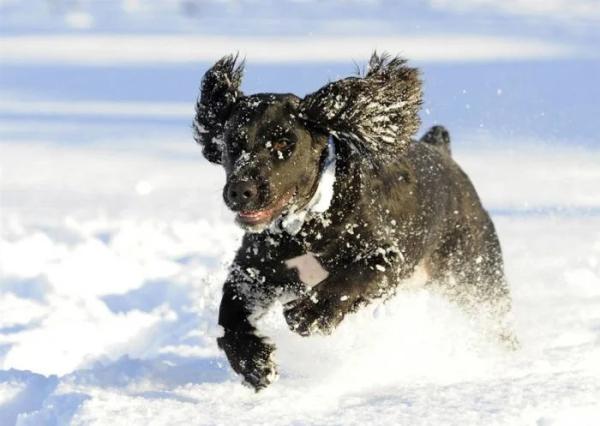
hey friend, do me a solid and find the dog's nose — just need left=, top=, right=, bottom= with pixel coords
left=227, top=180, right=259, bottom=207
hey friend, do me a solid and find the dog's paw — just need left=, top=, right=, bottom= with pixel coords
left=239, top=352, right=278, bottom=392
left=217, top=332, right=278, bottom=392
left=283, top=292, right=345, bottom=336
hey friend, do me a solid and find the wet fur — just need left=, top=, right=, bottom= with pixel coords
left=193, top=53, right=515, bottom=391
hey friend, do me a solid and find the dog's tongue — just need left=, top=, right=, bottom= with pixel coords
left=237, top=191, right=297, bottom=223
left=238, top=208, right=273, bottom=222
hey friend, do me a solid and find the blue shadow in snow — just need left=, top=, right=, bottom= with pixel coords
left=16, top=392, right=91, bottom=426
left=70, top=355, right=229, bottom=389
left=102, top=280, right=189, bottom=314
left=0, top=369, right=59, bottom=426
left=0, top=321, right=43, bottom=335
left=0, top=276, right=50, bottom=303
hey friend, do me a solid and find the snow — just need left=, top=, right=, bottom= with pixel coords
left=0, top=35, right=577, bottom=66
left=430, top=0, right=600, bottom=21
left=0, top=100, right=191, bottom=119
left=1, top=125, right=600, bottom=424
left=308, top=137, right=337, bottom=214
left=1, top=0, right=598, bottom=420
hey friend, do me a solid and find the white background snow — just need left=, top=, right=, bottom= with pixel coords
left=1, top=1, right=600, bottom=425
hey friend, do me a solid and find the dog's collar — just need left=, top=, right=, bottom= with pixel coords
left=271, top=137, right=336, bottom=235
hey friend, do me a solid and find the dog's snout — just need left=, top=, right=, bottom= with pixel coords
left=227, top=180, right=259, bottom=208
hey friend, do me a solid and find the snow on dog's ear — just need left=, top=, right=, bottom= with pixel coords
left=299, top=52, right=422, bottom=160
left=193, top=54, right=244, bottom=164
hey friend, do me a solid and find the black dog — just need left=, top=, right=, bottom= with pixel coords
left=193, top=53, right=515, bottom=390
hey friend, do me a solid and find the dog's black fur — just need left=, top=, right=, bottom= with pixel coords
left=193, top=53, right=515, bottom=391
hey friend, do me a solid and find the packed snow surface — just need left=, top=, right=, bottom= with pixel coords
left=1, top=129, right=599, bottom=425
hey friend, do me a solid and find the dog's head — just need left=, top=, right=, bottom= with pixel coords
left=193, top=53, right=422, bottom=232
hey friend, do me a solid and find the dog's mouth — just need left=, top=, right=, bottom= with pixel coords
left=236, top=189, right=296, bottom=226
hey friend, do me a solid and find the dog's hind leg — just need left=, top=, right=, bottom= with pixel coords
left=420, top=125, right=451, bottom=155
left=426, top=219, right=519, bottom=348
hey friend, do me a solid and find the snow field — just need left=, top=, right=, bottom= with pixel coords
left=1, top=136, right=599, bottom=424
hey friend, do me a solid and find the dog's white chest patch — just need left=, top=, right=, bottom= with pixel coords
left=284, top=252, right=329, bottom=287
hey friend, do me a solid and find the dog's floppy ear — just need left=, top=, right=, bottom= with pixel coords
left=299, top=52, right=422, bottom=160
left=193, top=54, right=244, bottom=164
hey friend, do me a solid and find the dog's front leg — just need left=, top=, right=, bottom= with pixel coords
left=217, top=271, right=278, bottom=391
left=283, top=255, right=398, bottom=336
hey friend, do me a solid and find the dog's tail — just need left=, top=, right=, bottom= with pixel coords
left=420, top=125, right=451, bottom=155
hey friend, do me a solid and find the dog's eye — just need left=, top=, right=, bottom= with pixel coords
left=272, top=140, right=289, bottom=151
left=267, top=138, right=294, bottom=160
